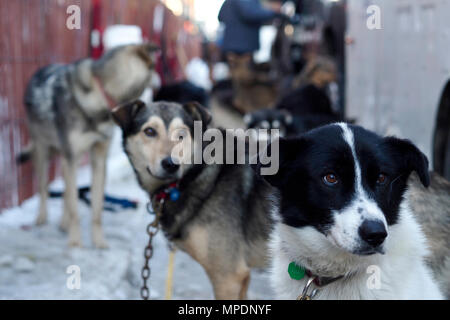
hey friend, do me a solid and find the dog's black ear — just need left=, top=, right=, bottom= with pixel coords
left=183, top=101, right=212, bottom=126
left=112, top=100, right=146, bottom=133
left=253, top=137, right=307, bottom=188
left=384, top=137, right=430, bottom=187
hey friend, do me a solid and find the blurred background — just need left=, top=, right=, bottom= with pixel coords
left=0, top=0, right=449, bottom=299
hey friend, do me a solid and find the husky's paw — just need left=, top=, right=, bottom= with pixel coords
left=68, top=226, right=82, bottom=248
left=59, top=213, right=70, bottom=232
left=68, top=237, right=82, bottom=248
left=35, top=212, right=48, bottom=225
left=92, top=226, right=109, bottom=249
left=93, top=236, right=109, bottom=249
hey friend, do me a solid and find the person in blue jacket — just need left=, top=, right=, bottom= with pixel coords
left=218, top=0, right=284, bottom=54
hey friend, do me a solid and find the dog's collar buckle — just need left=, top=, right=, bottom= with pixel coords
left=289, top=261, right=344, bottom=300
left=155, top=182, right=180, bottom=202
left=297, top=277, right=319, bottom=300
left=147, top=182, right=180, bottom=218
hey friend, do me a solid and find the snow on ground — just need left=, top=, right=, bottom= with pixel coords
left=0, top=100, right=274, bottom=300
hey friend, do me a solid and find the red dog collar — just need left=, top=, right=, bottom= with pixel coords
left=155, top=182, right=180, bottom=202
left=93, top=76, right=117, bottom=109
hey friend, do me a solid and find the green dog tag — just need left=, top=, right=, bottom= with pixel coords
left=288, top=262, right=306, bottom=280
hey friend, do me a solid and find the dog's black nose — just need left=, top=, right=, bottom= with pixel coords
left=161, top=157, right=179, bottom=173
left=359, top=220, right=387, bottom=248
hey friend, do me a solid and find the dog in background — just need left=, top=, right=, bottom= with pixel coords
left=227, top=53, right=278, bottom=114
left=275, top=55, right=344, bottom=134
left=407, top=172, right=450, bottom=298
left=18, top=44, right=158, bottom=248
left=291, top=55, right=338, bottom=90
left=258, top=123, right=444, bottom=299
left=245, top=56, right=346, bottom=135
left=154, top=80, right=209, bottom=107
left=112, top=100, right=275, bottom=299
left=243, top=109, right=294, bottom=139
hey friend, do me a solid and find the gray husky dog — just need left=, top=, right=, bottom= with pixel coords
left=112, top=100, right=275, bottom=299
left=19, top=44, right=158, bottom=248
left=408, top=172, right=450, bottom=298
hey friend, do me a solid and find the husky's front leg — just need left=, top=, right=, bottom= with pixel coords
left=59, top=191, right=70, bottom=232
left=90, top=140, right=110, bottom=249
left=210, top=270, right=251, bottom=300
left=34, top=144, right=49, bottom=225
left=62, top=157, right=82, bottom=247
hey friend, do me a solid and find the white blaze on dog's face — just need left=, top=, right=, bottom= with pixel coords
left=126, top=116, right=193, bottom=182
left=326, top=124, right=388, bottom=255
left=263, top=123, right=430, bottom=256
left=112, top=101, right=210, bottom=192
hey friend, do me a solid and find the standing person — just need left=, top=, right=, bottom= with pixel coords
left=218, top=0, right=284, bottom=55
left=218, top=0, right=285, bottom=112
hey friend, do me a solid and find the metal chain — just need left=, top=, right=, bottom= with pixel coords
left=140, top=199, right=163, bottom=300
left=297, top=277, right=319, bottom=300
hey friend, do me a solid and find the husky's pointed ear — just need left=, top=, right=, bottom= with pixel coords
left=252, top=137, right=307, bottom=189
left=142, top=42, right=160, bottom=53
left=112, top=100, right=146, bottom=133
left=136, top=43, right=160, bottom=68
left=183, top=101, right=212, bottom=126
left=384, top=137, right=430, bottom=187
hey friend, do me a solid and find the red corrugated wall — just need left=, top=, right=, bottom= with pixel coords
left=0, top=0, right=92, bottom=210
left=0, top=0, right=201, bottom=210
left=98, top=0, right=201, bottom=83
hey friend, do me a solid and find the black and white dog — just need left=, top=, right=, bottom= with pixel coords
left=262, top=123, right=444, bottom=299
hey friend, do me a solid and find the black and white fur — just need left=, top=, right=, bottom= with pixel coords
left=264, top=123, right=444, bottom=299
left=244, top=109, right=294, bottom=139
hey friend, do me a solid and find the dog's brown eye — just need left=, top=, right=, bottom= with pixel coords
left=143, top=127, right=157, bottom=137
left=377, top=173, right=387, bottom=185
left=323, top=173, right=338, bottom=186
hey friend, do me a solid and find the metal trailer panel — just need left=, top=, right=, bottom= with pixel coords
left=346, top=0, right=450, bottom=164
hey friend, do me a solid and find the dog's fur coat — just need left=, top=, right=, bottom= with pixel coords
left=21, top=44, right=158, bottom=247
left=408, top=172, right=450, bottom=298
left=264, top=123, right=444, bottom=299
left=112, top=100, right=275, bottom=299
